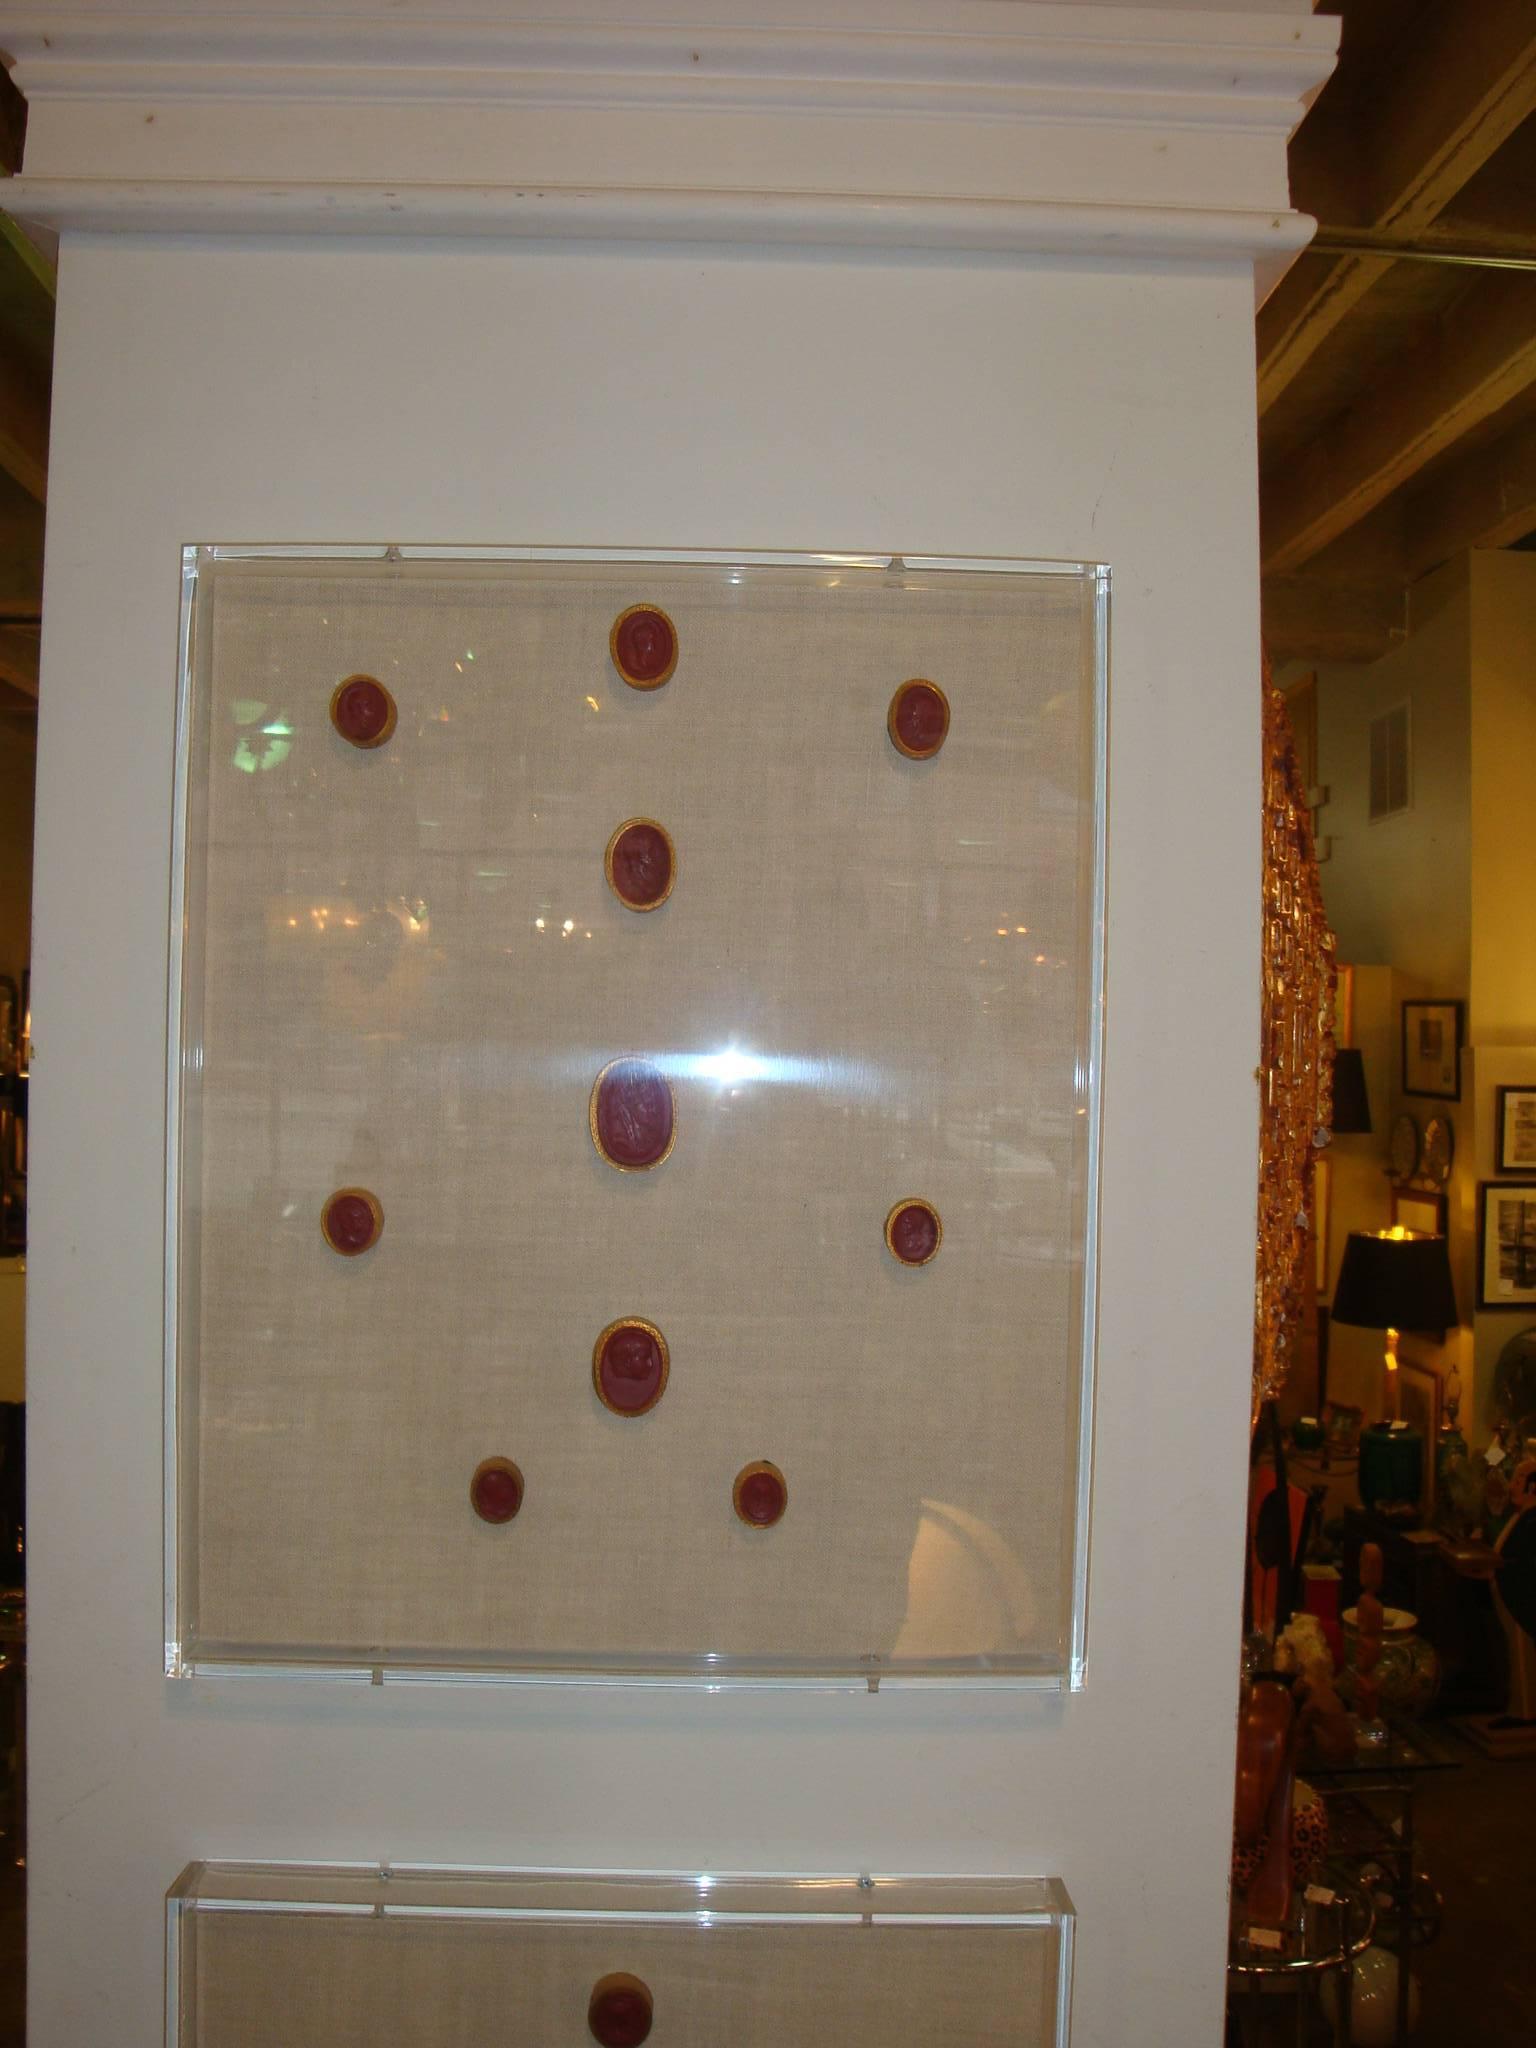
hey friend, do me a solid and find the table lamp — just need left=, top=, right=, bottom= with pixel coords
left=1331, top=1226, right=1456, bottom=1418
left=1331, top=1226, right=1457, bottom=1518
left=1329, top=1047, right=1371, bottom=1134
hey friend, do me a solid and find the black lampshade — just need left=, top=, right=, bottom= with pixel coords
left=1332, top=1228, right=1457, bottom=1332
left=1331, top=1048, right=1372, bottom=1134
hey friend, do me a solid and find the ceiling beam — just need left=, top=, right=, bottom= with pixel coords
left=1262, top=572, right=1405, bottom=667
left=1258, top=0, right=1536, bottom=413
left=0, top=357, right=48, bottom=505
left=1403, top=409, right=1536, bottom=575
left=1261, top=272, right=1536, bottom=575
left=0, top=624, right=38, bottom=699
left=0, top=478, right=45, bottom=621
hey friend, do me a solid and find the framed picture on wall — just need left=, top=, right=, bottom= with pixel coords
left=1391, top=1186, right=1447, bottom=1237
left=1402, top=999, right=1463, bottom=1100
left=1397, top=1359, right=1442, bottom=1512
left=1496, top=1087, right=1536, bottom=1173
left=1477, top=1181, right=1536, bottom=1308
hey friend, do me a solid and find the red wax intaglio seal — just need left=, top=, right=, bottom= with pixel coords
left=885, top=1197, right=942, bottom=1266
left=733, top=1460, right=788, bottom=1529
left=605, top=818, right=676, bottom=912
left=593, top=1318, right=670, bottom=1417
left=887, top=678, right=950, bottom=760
left=590, top=1058, right=676, bottom=1171
left=469, top=1456, right=524, bottom=1525
left=588, top=1973, right=654, bottom=2048
left=321, top=1186, right=384, bottom=1256
left=610, top=605, right=678, bottom=690
left=329, top=674, right=398, bottom=749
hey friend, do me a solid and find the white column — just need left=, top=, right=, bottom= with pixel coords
left=6, top=5, right=1336, bottom=2043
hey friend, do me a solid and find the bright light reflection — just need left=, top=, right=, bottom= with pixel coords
left=693, top=1048, right=769, bottom=1086
left=553, top=1049, right=879, bottom=1095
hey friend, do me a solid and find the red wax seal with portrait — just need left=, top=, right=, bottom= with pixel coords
left=887, top=678, right=950, bottom=760
left=587, top=1974, right=654, bottom=2048
left=469, top=1457, right=524, bottom=1525
left=733, top=1460, right=788, bottom=1529
left=321, top=1186, right=384, bottom=1256
left=605, top=818, right=676, bottom=911
left=610, top=605, right=678, bottom=689
left=885, top=1198, right=942, bottom=1266
left=329, top=674, right=398, bottom=749
left=593, top=1319, right=670, bottom=1417
left=590, top=1058, right=676, bottom=1171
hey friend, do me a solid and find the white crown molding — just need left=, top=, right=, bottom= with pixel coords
left=2, top=176, right=1319, bottom=254
left=1, top=6, right=1335, bottom=119
left=0, top=3, right=1338, bottom=281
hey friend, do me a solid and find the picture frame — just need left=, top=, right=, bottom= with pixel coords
left=1477, top=1180, right=1536, bottom=1309
left=1391, top=1185, right=1447, bottom=1237
left=1397, top=1359, right=1442, bottom=1512
left=1402, top=998, right=1463, bottom=1100
left=1320, top=1399, right=1364, bottom=1459
left=1495, top=1086, right=1536, bottom=1173
left=165, top=542, right=1108, bottom=1688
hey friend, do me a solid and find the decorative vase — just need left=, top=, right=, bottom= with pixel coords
left=1341, top=1605, right=1440, bottom=1716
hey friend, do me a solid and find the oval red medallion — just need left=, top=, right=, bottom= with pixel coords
left=588, top=1974, right=654, bottom=2048
left=733, top=1460, right=788, bottom=1529
left=321, top=1186, right=384, bottom=1256
left=885, top=1198, right=942, bottom=1266
left=469, top=1457, right=524, bottom=1525
left=593, top=1318, right=670, bottom=1417
left=610, top=605, right=678, bottom=689
left=605, top=818, right=676, bottom=912
left=329, top=674, right=397, bottom=749
left=590, top=1058, right=676, bottom=1171
left=887, top=678, right=950, bottom=760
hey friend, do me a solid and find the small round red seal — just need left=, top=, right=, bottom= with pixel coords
left=733, top=1460, right=788, bottom=1528
left=604, top=819, right=676, bottom=912
left=587, top=1973, right=653, bottom=2047
left=469, top=1457, right=524, bottom=1525
left=610, top=605, right=678, bottom=689
left=320, top=1187, right=384, bottom=1256
left=590, top=1059, right=676, bottom=1172
left=593, top=1319, right=670, bottom=1417
left=885, top=1198, right=942, bottom=1266
left=329, top=674, right=397, bottom=748
left=887, top=678, right=950, bottom=760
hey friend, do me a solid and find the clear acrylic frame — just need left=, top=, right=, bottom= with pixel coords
left=166, top=1863, right=1075, bottom=2048
left=166, top=547, right=1107, bottom=1689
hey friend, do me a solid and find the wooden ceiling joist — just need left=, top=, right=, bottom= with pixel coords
left=0, top=623, right=37, bottom=700
left=1258, top=0, right=1536, bottom=416
left=1404, top=408, right=1536, bottom=577
left=1261, top=271, right=1536, bottom=575
left=1262, top=570, right=1405, bottom=667
left=0, top=357, right=47, bottom=505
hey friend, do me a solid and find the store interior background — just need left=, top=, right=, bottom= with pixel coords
left=0, top=0, right=1534, bottom=2041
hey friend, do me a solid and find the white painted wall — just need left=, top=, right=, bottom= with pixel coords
left=27, top=233, right=1264, bottom=2048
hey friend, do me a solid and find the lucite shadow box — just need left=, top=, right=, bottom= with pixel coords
left=167, top=547, right=1107, bottom=1686
left=167, top=1865, right=1075, bottom=2047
